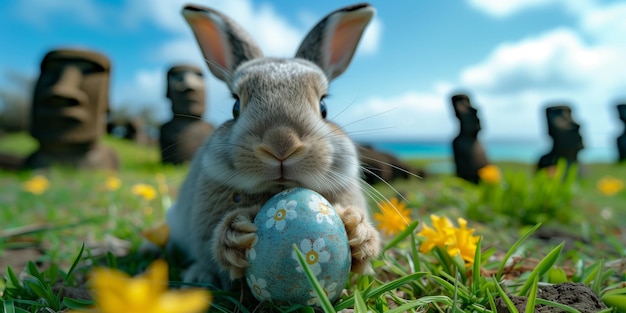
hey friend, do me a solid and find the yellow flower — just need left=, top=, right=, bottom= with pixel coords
left=597, top=176, right=624, bottom=196
left=373, top=198, right=412, bottom=236
left=417, top=215, right=481, bottom=265
left=416, top=214, right=453, bottom=254
left=477, top=164, right=501, bottom=184
left=142, top=222, right=170, bottom=248
left=71, top=259, right=211, bottom=313
left=132, top=183, right=157, bottom=201
left=446, top=218, right=480, bottom=264
left=22, top=175, right=50, bottom=195
left=103, top=176, right=121, bottom=191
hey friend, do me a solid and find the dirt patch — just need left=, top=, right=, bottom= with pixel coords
left=0, top=248, right=44, bottom=277
left=492, top=282, right=607, bottom=312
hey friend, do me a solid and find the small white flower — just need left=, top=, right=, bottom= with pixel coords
left=292, top=237, right=330, bottom=276
left=279, top=188, right=296, bottom=196
left=308, top=194, right=335, bottom=225
left=307, top=280, right=339, bottom=305
left=265, top=199, right=297, bottom=231
left=247, top=274, right=271, bottom=300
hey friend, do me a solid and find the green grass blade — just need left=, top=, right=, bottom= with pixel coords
left=591, top=259, right=604, bottom=294
left=3, top=299, right=16, bottom=313
left=491, top=276, right=519, bottom=313
left=601, top=286, right=626, bottom=296
left=383, top=220, right=419, bottom=252
left=386, top=296, right=453, bottom=313
left=334, top=272, right=427, bottom=311
left=410, top=229, right=420, bottom=273
left=5, top=266, right=21, bottom=290
left=601, top=294, right=626, bottom=311
left=471, top=237, right=482, bottom=295
left=516, top=243, right=563, bottom=296
left=62, top=297, right=94, bottom=310
left=430, top=275, right=470, bottom=300
left=486, top=291, right=497, bottom=313
left=65, top=242, right=85, bottom=279
left=524, top=275, right=538, bottom=313
left=535, top=299, right=581, bottom=313
left=292, top=244, right=335, bottom=313
left=105, top=251, right=117, bottom=269
left=497, top=223, right=541, bottom=280
left=353, top=289, right=368, bottom=313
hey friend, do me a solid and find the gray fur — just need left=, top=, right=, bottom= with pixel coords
left=168, top=3, right=381, bottom=290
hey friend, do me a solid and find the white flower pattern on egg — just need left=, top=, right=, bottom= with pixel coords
left=292, top=237, right=330, bottom=276
left=265, top=199, right=297, bottom=231
left=306, top=280, right=338, bottom=305
left=247, top=274, right=271, bottom=301
left=246, top=247, right=256, bottom=261
left=308, top=194, right=335, bottom=225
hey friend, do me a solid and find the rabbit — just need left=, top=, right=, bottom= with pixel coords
left=166, top=2, right=381, bottom=290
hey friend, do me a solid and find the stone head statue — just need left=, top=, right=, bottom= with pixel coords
left=545, top=105, right=584, bottom=152
left=166, top=64, right=206, bottom=119
left=537, top=104, right=584, bottom=171
left=452, top=94, right=481, bottom=137
left=31, top=49, right=110, bottom=143
left=23, top=48, right=119, bottom=170
left=617, top=103, right=626, bottom=162
left=450, top=93, right=489, bottom=184
left=160, top=64, right=213, bottom=165
left=618, top=104, right=626, bottom=123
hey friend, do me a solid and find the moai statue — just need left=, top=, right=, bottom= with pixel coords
left=451, top=94, right=489, bottom=184
left=22, top=49, right=119, bottom=170
left=537, top=105, right=584, bottom=171
left=616, top=104, right=626, bottom=163
left=159, top=65, right=214, bottom=165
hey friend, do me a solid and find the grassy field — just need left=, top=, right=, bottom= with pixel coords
left=0, top=132, right=625, bottom=312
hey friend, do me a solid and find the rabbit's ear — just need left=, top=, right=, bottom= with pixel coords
left=296, top=3, right=374, bottom=81
left=182, top=5, right=263, bottom=83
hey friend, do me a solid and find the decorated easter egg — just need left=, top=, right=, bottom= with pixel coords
left=245, top=187, right=351, bottom=305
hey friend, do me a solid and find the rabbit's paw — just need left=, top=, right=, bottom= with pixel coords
left=213, top=210, right=258, bottom=279
left=339, top=207, right=381, bottom=274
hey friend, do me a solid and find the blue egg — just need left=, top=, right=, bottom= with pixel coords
left=245, top=187, right=351, bottom=306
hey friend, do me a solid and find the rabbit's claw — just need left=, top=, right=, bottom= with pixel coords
left=338, top=206, right=381, bottom=274
left=213, top=210, right=258, bottom=279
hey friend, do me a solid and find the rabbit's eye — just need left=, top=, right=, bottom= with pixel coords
left=320, top=99, right=327, bottom=119
left=232, top=98, right=240, bottom=119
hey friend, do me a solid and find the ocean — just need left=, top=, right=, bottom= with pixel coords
left=361, top=140, right=617, bottom=164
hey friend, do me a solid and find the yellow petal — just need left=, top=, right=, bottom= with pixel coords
left=155, top=289, right=213, bottom=313
left=142, top=223, right=170, bottom=247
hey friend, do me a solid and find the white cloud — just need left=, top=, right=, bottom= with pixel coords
left=120, top=0, right=194, bottom=33
left=467, top=0, right=555, bottom=18
left=359, top=17, right=382, bottom=55
left=460, top=28, right=616, bottom=94
left=580, top=2, right=626, bottom=46
left=120, top=0, right=303, bottom=58
left=342, top=88, right=455, bottom=141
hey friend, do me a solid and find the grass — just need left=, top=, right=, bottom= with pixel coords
left=1, top=132, right=625, bottom=312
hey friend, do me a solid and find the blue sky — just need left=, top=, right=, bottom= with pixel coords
left=2, top=0, right=626, bottom=149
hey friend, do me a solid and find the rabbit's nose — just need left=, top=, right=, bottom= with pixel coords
left=257, top=127, right=305, bottom=162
